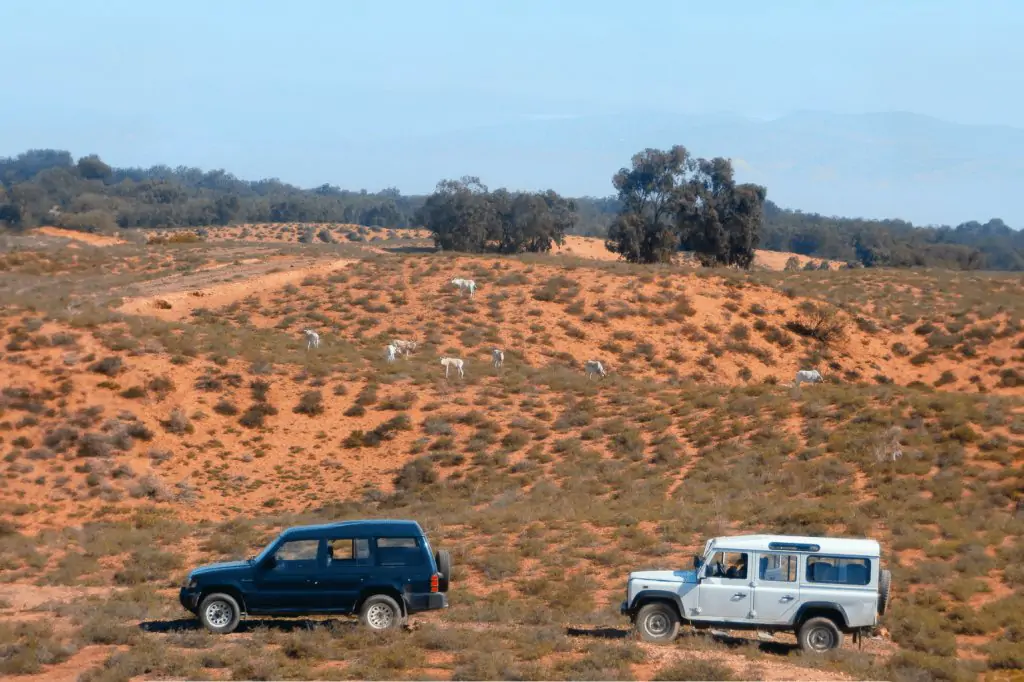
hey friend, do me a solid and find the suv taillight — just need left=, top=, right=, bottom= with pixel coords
left=430, top=573, right=439, bottom=593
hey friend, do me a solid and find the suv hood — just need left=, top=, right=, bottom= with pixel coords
left=189, top=560, right=252, bottom=578
left=629, top=569, right=698, bottom=583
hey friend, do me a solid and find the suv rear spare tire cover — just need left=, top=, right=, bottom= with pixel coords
left=878, top=568, right=892, bottom=615
left=435, top=549, right=452, bottom=592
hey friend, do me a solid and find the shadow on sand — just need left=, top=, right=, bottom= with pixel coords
left=565, top=626, right=798, bottom=656
left=139, top=617, right=363, bottom=635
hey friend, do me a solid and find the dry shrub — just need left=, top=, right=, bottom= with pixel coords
left=293, top=390, right=324, bottom=416
left=785, top=305, right=846, bottom=345
left=88, top=356, right=123, bottom=376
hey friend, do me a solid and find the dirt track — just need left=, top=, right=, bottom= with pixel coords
left=117, top=257, right=356, bottom=322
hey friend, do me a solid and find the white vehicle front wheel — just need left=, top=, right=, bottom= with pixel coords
left=634, top=602, right=681, bottom=643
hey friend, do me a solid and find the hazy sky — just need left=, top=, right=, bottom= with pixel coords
left=2, top=0, right=1021, bottom=201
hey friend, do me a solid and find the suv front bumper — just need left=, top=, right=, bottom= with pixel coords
left=179, top=587, right=199, bottom=613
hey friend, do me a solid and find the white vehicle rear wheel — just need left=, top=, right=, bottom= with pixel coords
left=798, top=617, right=844, bottom=653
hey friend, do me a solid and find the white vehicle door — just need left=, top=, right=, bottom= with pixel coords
left=751, top=552, right=800, bottom=624
left=695, top=550, right=752, bottom=621
left=802, top=555, right=875, bottom=628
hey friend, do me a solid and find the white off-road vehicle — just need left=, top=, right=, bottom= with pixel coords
left=620, top=534, right=891, bottom=652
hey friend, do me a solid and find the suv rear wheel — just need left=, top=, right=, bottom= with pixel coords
left=359, top=594, right=403, bottom=631
left=797, top=616, right=844, bottom=652
left=634, top=601, right=681, bottom=643
left=198, top=593, right=241, bottom=634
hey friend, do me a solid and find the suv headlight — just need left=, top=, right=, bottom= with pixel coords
left=182, top=576, right=197, bottom=589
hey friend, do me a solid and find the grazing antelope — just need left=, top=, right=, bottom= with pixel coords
left=451, top=278, right=476, bottom=296
left=794, top=369, right=823, bottom=387
left=440, top=356, right=464, bottom=378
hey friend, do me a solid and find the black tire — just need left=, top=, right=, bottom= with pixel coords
left=878, top=569, right=892, bottom=616
left=634, top=601, right=681, bottom=643
left=359, top=594, right=403, bottom=631
left=797, top=617, right=844, bottom=653
left=435, top=549, right=452, bottom=592
left=198, top=593, right=241, bottom=634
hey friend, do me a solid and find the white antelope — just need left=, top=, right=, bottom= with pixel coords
left=585, top=360, right=606, bottom=379
left=385, top=344, right=398, bottom=363
left=794, top=369, right=823, bottom=387
left=303, top=329, right=320, bottom=350
left=492, top=348, right=504, bottom=368
left=440, top=356, right=464, bottom=378
left=451, top=278, right=476, bottom=296
left=391, top=339, right=418, bottom=356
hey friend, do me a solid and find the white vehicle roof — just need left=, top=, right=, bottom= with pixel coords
left=708, top=534, right=880, bottom=557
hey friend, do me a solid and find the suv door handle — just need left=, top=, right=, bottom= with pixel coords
left=732, top=592, right=747, bottom=599
left=780, top=595, right=794, bottom=602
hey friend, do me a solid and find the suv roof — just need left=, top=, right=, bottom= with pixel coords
left=279, top=519, right=426, bottom=540
left=709, top=534, right=880, bottom=557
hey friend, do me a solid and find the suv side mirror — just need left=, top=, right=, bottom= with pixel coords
left=261, top=555, right=277, bottom=570
left=692, top=555, right=702, bottom=570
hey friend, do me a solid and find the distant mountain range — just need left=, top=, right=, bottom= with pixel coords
left=339, top=110, right=1023, bottom=229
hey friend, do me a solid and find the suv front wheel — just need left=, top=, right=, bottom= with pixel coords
left=634, top=601, right=681, bottom=643
left=198, top=593, right=241, bottom=634
left=797, top=616, right=844, bottom=652
left=359, top=594, right=404, bottom=631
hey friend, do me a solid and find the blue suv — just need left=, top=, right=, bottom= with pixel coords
left=179, top=519, right=451, bottom=633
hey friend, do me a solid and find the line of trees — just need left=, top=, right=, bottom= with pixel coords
left=0, top=149, right=423, bottom=232
left=761, top=204, right=1023, bottom=271
left=1, top=147, right=1021, bottom=270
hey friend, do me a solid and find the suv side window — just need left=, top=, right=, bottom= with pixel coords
left=376, top=537, right=424, bottom=566
left=806, top=556, right=871, bottom=585
left=326, top=538, right=370, bottom=566
left=758, top=553, right=797, bottom=582
left=707, top=551, right=749, bottom=580
left=273, top=539, right=319, bottom=565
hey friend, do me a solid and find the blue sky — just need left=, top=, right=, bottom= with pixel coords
left=1, top=0, right=1022, bottom=217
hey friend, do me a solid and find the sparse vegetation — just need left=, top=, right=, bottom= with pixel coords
left=0, top=172, right=1021, bottom=682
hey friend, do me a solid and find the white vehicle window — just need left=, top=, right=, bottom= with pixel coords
left=707, top=551, right=749, bottom=580
left=806, top=556, right=871, bottom=585
left=758, top=553, right=797, bottom=582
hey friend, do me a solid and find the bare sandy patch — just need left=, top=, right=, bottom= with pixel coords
left=35, top=226, right=125, bottom=246
left=118, top=257, right=356, bottom=322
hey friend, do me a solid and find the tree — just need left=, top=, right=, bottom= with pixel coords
left=417, top=177, right=498, bottom=252
left=678, top=157, right=766, bottom=268
left=607, top=147, right=766, bottom=267
left=494, top=189, right=576, bottom=254
left=418, top=178, right=576, bottom=254
left=77, top=154, right=113, bottom=181
left=0, top=202, right=22, bottom=228
left=606, top=146, right=690, bottom=263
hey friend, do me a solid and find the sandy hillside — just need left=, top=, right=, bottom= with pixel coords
left=552, top=234, right=847, bottom=271
left=0, top=227, right=1020, bottom=681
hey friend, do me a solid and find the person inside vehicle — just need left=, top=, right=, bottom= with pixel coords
left=726, top=554, right=748, bottom=579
